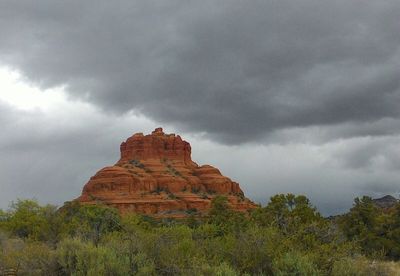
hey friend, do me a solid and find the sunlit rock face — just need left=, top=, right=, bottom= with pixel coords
left=77, top=128, right=256, bottom=218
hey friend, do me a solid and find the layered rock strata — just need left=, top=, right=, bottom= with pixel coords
left=77, top=128, right=256, bottom=217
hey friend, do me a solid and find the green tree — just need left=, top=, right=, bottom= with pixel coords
left=338, top=196, right=400, bottom=260
left=3, top=199, right=56, bottom=241
left=143, top=225, right=198, bottom=274
left=339, top=196, right=385, bottom=256
left=58, top=202, right=121, bottom=244
left=386, top=202, right=400, bottom=259
left=208, top=196, right=248, bottom=234
left=208, top=196, right=231, bottom=223
left=340, top=196, right=380, bottom=238
left=252, top=194, right=322, bottom=232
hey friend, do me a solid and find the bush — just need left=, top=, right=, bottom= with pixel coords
left=57, top=237, right=131, bottom=275
left=58, top=202, right=121, bottom=243
left=0, top=194, right=398, bottom=275
left=332, top=257, right=400, bottom=276
left=273, top=251, right=321, bottom=276
left=1, top=199, right=58, bottom=241
left=0, top=235, right=57, bottom=274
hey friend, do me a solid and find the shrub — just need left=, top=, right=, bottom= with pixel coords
left=0, top=236, right=57, bottom=274
left=57, top=203, right=121, bottom=244
left=57, top=237, right=131, bottom=275
left=273, top=251, right=321, bottom=276
left=2, top=199, right=57, bottom=241
left=191, top=187, right=201, bottom=194
left=331, top=257, right=400, bottom=276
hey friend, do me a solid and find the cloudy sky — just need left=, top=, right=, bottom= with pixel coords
left=0, top=0, right=399, bottom=215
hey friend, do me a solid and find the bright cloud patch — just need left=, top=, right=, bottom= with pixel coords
left=0, top=67, right=67, bottom=111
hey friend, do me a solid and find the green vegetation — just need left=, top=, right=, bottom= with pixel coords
left=165, top=164, right=182, bottom=177
left=129, top=159, right=152, bottom=173
left=0, top=194, right=399, bottom=275
left=191, top=187, right=201, bottom=194
left=167, top=192, right=178, bottom=200
left=339, top=196, right=400, bottom=260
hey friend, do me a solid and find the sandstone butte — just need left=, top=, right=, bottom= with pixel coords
left=76, top=128, right=257, bottom=218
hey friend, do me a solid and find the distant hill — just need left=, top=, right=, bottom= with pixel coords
left=372, top=195, right=399, bottom=209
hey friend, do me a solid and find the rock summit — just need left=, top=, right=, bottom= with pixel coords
left=77, top=128, right=256, bottom=217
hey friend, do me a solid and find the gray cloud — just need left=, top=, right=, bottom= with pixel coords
left=329, top=136, right=400, bottom=171
left=0, top=0, right=399, bottom=143
left=189, top=138, right=400, bottom=215
left=1, top=1, right=400, bottom=215
left=0, top=100, right=158, bottom=209
left=0, top=99, right=399, bottom=215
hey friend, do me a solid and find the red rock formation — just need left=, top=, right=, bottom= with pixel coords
left=77, top=128, right=256, bottom=217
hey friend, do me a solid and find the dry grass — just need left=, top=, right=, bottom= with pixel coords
left=332, top=257, right=400, bottom=276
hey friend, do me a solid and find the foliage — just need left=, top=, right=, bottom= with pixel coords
left=251, top=193, right=323, bottom=231
left=208, top=196, right=249, bottom=234
left=272, top=251, right=321, bottom=276
left=331, top=256, right=400, bottom=276
left=0, top=234, right=56, bottom=274
left=57, top=237, right=131, bottom=275
left=0, top=195, right=399, bottom=275
left=57, top=201, right=122, bottom=243
left=339, top=196, right=400, bottom=259
left=0, top=199, right=57, bottom=241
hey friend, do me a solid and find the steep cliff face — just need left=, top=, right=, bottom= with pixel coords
left=77, top=128, right=256, bottom=217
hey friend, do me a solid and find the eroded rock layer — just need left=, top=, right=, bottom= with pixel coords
left=77, top=128, right=256, bottom=217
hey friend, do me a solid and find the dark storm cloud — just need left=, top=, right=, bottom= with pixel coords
left=0, top=98, right=398, bottom=214
left=1, top=0, right=400, bottom=215
left=0, top=0, right=399, bottom=143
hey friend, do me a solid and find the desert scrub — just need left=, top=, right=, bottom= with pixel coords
left=332, top=257, right=400, bottom=276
